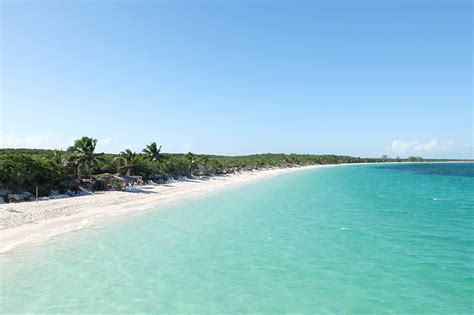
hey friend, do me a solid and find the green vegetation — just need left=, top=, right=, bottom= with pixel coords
left=142, top=142, right=163, bottom=162
left=408, top=156, right=424, bottom=162
left=68, top=136, right=104, bottom=178
left=0, top=152, right=63, bottom=196
left=0, top=136, right=461, bottom=200
left=115, top=149, right=139, bottom=176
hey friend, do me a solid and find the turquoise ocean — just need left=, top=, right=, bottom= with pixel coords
left=1, top=163, right=473, bottom=313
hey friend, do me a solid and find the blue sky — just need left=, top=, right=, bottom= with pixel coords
left=1, top=0, right=472, bottom=158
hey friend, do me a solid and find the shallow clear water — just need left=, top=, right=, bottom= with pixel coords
left=1, top=163, right=473, bottom=313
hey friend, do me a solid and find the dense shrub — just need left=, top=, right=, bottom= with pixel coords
left=0, top=153, right=64, bottom=195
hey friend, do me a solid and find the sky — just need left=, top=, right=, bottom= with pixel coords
left=0, top=0, right=472, bottom=159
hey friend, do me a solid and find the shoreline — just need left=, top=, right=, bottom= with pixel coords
left=1, top=165, right=324, bottom=254
left=1, top=161, right=469, bottom=254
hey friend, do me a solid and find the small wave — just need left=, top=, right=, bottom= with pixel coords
left=0, top=218, right=93, bottom=254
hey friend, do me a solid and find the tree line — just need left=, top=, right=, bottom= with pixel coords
left=0, top=136, right=429, bottom=198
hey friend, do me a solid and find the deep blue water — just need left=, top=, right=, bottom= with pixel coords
left=376, top=162, right=474, bottom=177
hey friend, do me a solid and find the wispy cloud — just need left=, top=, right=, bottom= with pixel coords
left=385, top=139, right=471, bottom=157
left=0, top=134, right=181, bottom=154
left=99, top=137, right=113, bottom=145
left=0, top=133, right=73, bottom=150
left=0, top=134, right=121, bottom=152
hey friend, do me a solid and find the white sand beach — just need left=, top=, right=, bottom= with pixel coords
left=0, top=165, right=320, bottom=253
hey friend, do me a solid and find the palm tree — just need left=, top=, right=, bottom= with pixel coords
left=115, top=149, right=138, bottom=176
left=142, top=142, right=162, bottom=162
left=69, top=137, right=102, bottom=178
